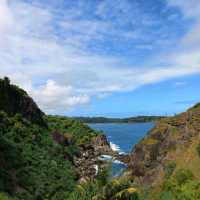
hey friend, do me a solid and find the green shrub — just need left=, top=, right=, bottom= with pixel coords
left=47, top=115, right=100, bottom=145
left=69, top=180, right=99, bottom=200
left=196, top=144, right=200, bottom=157
left=0, top=112, right=76, bottom=199
left=164, top=162, right=176, bottom=178
left=160, top=179, right=200, bottom=200
left=0, top=193, right=12, bottom=200
left=96, top=163, right=111, bottom=186
left=175, top=169, right=194, bottom=185
left=158, top=168, right=198, bottom=200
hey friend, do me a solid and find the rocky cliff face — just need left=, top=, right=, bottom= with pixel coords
left=74, top=135, right=114, bottom=178
left=129, top=103, right=200, bottom=187
left=0, top=77, right=46, bottom=127
left=91, top=135, right=111, bottom=152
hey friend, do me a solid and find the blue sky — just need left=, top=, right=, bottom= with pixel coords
left=0, top=0, right=200, bottom=116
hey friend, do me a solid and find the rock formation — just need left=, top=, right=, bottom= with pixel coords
left=129, top=103, right=200, bottom=187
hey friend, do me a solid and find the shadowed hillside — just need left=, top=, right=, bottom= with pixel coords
left=0, top=77, right=46, bottom=127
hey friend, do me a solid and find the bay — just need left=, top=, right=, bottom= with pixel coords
left=88, top=122, right=155, bottom=177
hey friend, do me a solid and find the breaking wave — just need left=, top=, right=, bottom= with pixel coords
left=109, top=142, right=125, bottom=155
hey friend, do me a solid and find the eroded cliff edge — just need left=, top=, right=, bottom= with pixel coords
left=129, top=103, right=200, bottom=187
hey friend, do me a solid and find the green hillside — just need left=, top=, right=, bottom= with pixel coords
left=0, top=78, right=98, bottom=199
left=1, top=77, right=199, bottom=200
left=0, top=77, right=139, bottom=200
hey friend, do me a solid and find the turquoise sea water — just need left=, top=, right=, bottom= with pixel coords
left=88, top=122, right=155, bottom=176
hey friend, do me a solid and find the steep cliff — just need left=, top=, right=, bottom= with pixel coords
left=0, top=77, right=46, bottom=127
left=129, top=103, right=200, bottom=189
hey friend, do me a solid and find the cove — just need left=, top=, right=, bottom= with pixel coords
left=88, top=122, right=155, bottom=176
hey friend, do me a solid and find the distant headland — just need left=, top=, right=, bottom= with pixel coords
left=73, top=116, right=164, bottom=123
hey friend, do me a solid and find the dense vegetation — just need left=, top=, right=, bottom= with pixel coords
left=140, top=168, right=200, bottom=200
left=157, top=168, right=200, bottom=200
left=0, top=111, right=77, bottom=199
left=1, top=77, right=200, bottom=200
left=47, top=115, right=99, bottom=145
left=69, top=172, right=139, bottom=200
left=0, top=77, right=46, bottom=127
left=73, top=116, right=164, bottom=124
left=0, top=77, right=140, bottom=200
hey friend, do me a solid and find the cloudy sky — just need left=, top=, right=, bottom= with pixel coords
left=0, top=0, right=200, bottom=116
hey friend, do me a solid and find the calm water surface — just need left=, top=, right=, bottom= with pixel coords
left=89, top=122, right=154, bottom=154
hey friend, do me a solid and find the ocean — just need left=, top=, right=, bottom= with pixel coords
left=88, top=122, right=155, bottom=176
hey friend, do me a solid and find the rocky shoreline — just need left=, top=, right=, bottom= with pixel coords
left=73, top=134, right=129, bottom=179
left=52, top=130, right=129, bottom=179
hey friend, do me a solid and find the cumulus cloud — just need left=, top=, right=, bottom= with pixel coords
left=0, top=0, right=200, bottom=114
left=31, top=80, right=90, bottom=113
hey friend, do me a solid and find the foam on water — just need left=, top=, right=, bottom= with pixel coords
left=88, top=122, right=154, bottom=154
left=113, top=160, right=127, bottom=165
left=99, top=155, right=113, bottom=160
left=109, top=142, right=125, bottom=155
left=99, top=155, right=127, bottom=166
left=93, top=165, right=98, bottom=175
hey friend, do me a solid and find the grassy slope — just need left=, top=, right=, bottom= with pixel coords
left=138, top=103, right=200, bottom=200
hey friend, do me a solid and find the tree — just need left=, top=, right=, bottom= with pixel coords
left=3, top=77, right=10, bottom=86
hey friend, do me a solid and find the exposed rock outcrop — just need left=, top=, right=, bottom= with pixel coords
left=52, top=131, right=114, bottom=179
left=71, top=134, right=129, bottom=178
left=74, top=135, right=113, bottom=178
left=129, top=103, right=200, bottom=187
left=73, top=144, right=102, bottom=178
left=91, top=135, right=111, bottom=152
left=91, top=135, right=130, bottom=163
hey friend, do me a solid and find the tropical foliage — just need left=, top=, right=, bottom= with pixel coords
left=47, top=115, right=99, bottom=145
left=0, top=77, right=140, bottom=200
left=69, top=170, right=139, bottom=200
left=0, top=111, right=76, bottom=199
left=1, top=77, right=199, bottom=200
left=157, top=169, right=200, bottom=200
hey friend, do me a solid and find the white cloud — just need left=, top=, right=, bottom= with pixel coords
left=0, top=0, right=200, bottom=114
left=31, top=80, right=90, bottom=113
